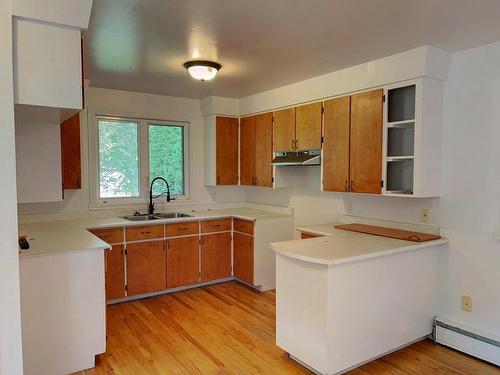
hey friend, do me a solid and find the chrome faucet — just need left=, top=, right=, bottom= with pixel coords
left=148, top=177, right=172, bottom=215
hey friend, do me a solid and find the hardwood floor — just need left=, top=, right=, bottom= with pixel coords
left=77, top=281, right=499, bottom=375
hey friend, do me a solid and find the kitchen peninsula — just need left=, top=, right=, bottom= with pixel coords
left=271, top=216, right=448, bottom=374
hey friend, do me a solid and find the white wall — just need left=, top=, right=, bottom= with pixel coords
left=18, top=86, right=245, bottom=215
left=0, top=0, right=24, bottom=374
left=245, top=43, right=500, bottom=337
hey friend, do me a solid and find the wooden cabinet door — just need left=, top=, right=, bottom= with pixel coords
left=350, top=89, right=383, bottom=194
left=273, top=108, right=296, bottom=152
left=126, top=240, right=166, bottom=296
left=201, top=233, right=231, bottom=282
left=60, top=112, right=81, bottom=189
left=323, top=96, right=351, bottom=192
left=166, top=236, right=200, bottom=288
left=216, top=116, right=239, bottom=185
left=240, top=116, right=256, bottom=186
left=254, top=112, right=273, bottom=187
left=233, top=232, right=254, bottom=285
left=295, top=102, right=322, bottom=151
left=105, top=244, right=125, bottom=301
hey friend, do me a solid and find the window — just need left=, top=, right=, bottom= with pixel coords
left=149, top=124, right=185, bottom=195
left=93, top=115, right=188, bottom=207
left=98, top=119, right=140, bottom=198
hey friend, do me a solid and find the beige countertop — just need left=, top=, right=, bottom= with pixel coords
left=18, top=207, right=292, bottom=258
left=271, top=222, right=448, bottom=266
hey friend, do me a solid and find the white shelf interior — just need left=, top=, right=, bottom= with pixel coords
left=387, top=85, right=416, bottom=122
left=385, top=84, right=417, bottom=195
left=386, top=159, right=414, bottom=194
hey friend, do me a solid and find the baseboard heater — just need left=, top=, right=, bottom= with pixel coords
left=433, top=317, right=500, bottom=366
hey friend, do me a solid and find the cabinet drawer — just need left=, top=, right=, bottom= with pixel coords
left=126, top=225, right=164, bottom=241
left=233, top=218, right=254, bottom=235
left=201, top=219, right=231, bottom=233
left=166, top=221, right=199, bottom=237
left=89, top=227, right=123, bottom=244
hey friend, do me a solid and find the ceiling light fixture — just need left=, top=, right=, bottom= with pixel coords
left=183, top=60, right=222, bottom=81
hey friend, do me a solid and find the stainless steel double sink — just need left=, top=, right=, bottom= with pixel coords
left=122, top=212, right=192, bottom=221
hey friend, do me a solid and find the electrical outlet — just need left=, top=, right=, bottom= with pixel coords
left=462, top=295, right=472, bottom=312
left=421, top=208, right=430, bottom=223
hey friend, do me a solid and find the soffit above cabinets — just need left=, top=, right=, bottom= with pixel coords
left=84, top=0, right=500, bottom=99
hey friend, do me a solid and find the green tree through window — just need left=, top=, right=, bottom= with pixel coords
left=149, top=124, right=185, bottom=195
left=98, top=120, right=139, bottom=198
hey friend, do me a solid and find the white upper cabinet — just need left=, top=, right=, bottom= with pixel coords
left=12, top=0, right=92, bottom=122
left=16, top=122, right=63, bottom=203
left=12, top=0, right=93, bottom=29
left=13, top=18, right=83, bottom=115
left=382, top=77, right=443, bottom=197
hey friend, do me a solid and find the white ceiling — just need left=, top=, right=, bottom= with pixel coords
left=84, top=0, right=500, bottom=99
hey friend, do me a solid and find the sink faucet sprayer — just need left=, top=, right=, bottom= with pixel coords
left=148, top=177, right=173, bottom=215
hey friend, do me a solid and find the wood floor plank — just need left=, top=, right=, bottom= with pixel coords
left=77, top=281, right=499, bottom=375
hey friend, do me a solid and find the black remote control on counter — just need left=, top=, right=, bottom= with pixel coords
left=19, top=237, right=30, bottom=250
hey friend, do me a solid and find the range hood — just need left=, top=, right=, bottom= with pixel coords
left=271, top=150, right=321, bottom=166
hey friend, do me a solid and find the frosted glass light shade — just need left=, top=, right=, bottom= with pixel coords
left=184, top=61, right=221, bottom=81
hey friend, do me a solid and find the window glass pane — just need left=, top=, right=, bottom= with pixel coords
left=98, top=119, right=139, bottom=198
left=149, top=124, right=185, bottom=195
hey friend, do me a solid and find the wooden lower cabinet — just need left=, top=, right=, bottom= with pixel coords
left=166, top=236, right=200, bottom=288
left=201, top=232, right=231, bottom=282
left=105, top=244, right=125, bottom=301
left=126, top=240, right=166, bottom=296
left=233, top=232, right=254, bottom=285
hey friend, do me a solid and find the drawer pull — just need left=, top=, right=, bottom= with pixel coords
left=140, top=231, right=151, bottom=235
left=179, top=227, right=188, bottom=231
left=212, top=224, right=221, bottom=227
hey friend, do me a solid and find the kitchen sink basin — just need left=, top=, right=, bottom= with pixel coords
left=154, top=212, right=192, bottom=219
left=122, top=214, right=159, bottom=221
left=122, top=212, right=192, bottom=221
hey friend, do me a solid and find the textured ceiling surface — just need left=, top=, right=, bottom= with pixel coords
left=84, top=0, right=500, bottom=98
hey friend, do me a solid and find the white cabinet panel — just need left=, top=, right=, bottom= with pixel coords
left=13, top=18, right=82, bottom=110
left=12, top=0, right=93, bottom=29
left=16, top=122, right=62, bottom=203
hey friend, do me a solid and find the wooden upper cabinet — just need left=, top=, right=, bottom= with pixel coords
left=126, top=240, right=166, bottom=296
left=240, top=116, right=256, bottom=186
left=166, top=236, right=200, bottom=288
left=60, top=112, right=81, bottom=189
left=254, top=112, right=273, bottom=187
left=273, top=108, right=296, bottom=152
left=233, top=232, right=254, bottom=285
left=216, top=116, right=239, bottom=185
left=323, top=96, right=351, bottom=192
left=350, top=89, right=383, bottom=194
left=201, top=232, right=231, bottom=282
left=105, top=245, right=125, bottom=301
left=295, top=102, right=322, bottom=151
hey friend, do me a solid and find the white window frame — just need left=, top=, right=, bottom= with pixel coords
left=89, top=113, right=189, bottom=209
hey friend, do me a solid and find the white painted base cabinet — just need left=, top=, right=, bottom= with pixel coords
left=20, top=250, right=106, bottom=375
left=276, top=245, right=442, bottom=374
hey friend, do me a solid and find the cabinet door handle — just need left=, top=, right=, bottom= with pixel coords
left=344, top=180, right=348, bottom=192
left=217, top=176, right=221, bottom=185
left=291, top=139, right=295, bottom=150
left=350, top=180, right=354, bottom=191
left=295, top=139, right=299, bottom=150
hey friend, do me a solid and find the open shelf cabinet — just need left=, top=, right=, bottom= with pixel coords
left=382, top=78, right=443, bottom=197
